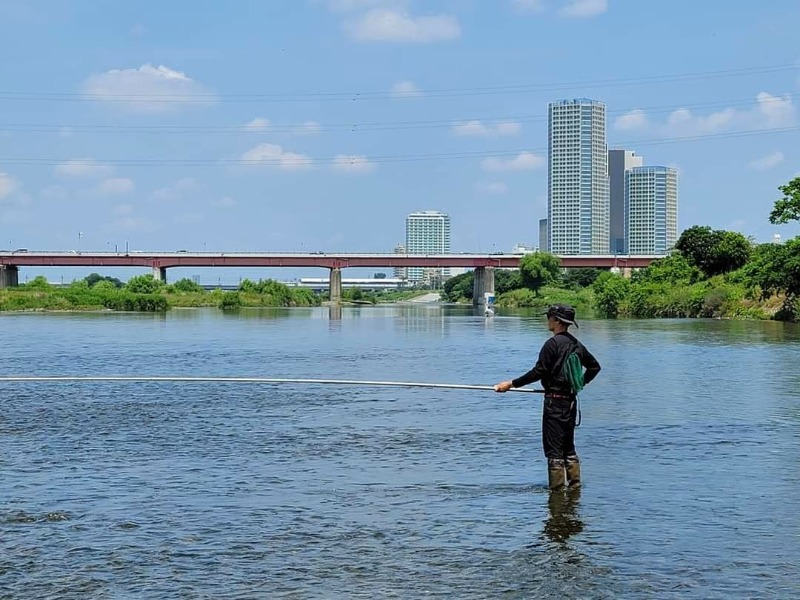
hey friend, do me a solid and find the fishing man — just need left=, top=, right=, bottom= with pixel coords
left=494, top=304, right=601, bottom=490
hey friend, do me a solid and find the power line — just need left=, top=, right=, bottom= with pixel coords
left=0, top=94, right=795, bottom=135
left=1, top=125, right=798, bottom=168
left=0, top=63, right=795, bottom=104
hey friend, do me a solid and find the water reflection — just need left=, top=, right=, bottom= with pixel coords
left=542, top=489, right=584, bottom=545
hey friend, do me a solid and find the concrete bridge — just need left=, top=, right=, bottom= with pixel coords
left=0, top=251, right=661, bottom=305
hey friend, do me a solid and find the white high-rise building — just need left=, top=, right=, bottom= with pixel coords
left=548, top=98, right=610, bottom=255
left=405, top=210, right=451, bottom=282
left=625, top=166, right=678, bottom=255
left=609, top=149, right=644, bottom=254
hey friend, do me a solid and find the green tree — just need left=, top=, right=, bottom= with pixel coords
left=172, top=278, right=204, bottom=293
left=711, top=230, right=752, bottom=275
left=769, top=176, right=800, bottom=224
left=562, top=268, right=603, bottom=290
left=85, top=273, right=123, bottom=288
left=495, top=269, right=522, bottom=294
left=675, top=225, right=717, bottom=275
left=592, top=272, right=630, bottom=318
left=519, top=252, right=561, bottom=296
left=23, top=275, right=52, bottom=291
left=740, top=238, right=800, bottom=300
left=125, top=274, right=164, bottom=294
left=92, top=280, right=119, bottom=293
left=442, top=271, right=473, bottom=302
left=633, top=253, right=702, bottom=285
left=675, top=226, right=751, bottom=277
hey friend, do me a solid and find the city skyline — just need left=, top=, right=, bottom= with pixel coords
left=544, top=99, right=680, bottom=257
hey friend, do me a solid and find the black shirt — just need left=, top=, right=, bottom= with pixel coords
left=512, top=331, right=601, bottom=394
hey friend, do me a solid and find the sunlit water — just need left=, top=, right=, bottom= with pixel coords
left=1, top=306, right=799, bottom=598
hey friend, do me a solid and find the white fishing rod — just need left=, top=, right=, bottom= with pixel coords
left=0, top=375, right=543, bottom=394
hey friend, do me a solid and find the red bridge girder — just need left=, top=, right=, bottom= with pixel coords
left=0, top=252, right=660, bottom=270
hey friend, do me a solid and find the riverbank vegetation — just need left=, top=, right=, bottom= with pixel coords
left=0, top=274, right=430, bottom=312
left=593, top=177, right=800, bottom=322
left=445, top=177, right=800, bottom=322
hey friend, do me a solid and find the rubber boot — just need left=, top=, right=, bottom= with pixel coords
left=548, top=459, right=566, bottom=491
left=566, top=454, right=581, bottom=488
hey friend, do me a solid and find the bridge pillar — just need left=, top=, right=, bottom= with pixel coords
left=329, top=267, right=342, bottom=303
left=472, top=266, right=495, bottom=306
left=0, top=265, right=19, bottom=289
left=153, top=266, right=167, bottom=283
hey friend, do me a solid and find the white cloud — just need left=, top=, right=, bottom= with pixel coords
left=82, top=64, right=214, bottom=112
left=512, top=0, right=545, bottom=13
left=295, top=121, right=322, bottom=135
left=614, top=109, right=648, bottom=131
left=0, top=172, right=17, bottom=199
left=97, top=178, right=134, bottom=195
left=475, top=181, right=509, bottom=195
left=559, top=0, right=608, bottom=18
left=347, top=8, right=460, bottom=43
left=756, top=92, right=795, bottom=126
left=452, top=120, right=522, bottom=137
left=629, top=92, right=796, bottom=138
left=481, top=152, right=544, bottom=172
left=211, top=196, right=237, bottom=208
left=245, top=117, right=271, bottom=131
left=115, top=203, right=134, bottom=216
left=55, top=159, right=113, bottom=178
left=665, top=107, right=736, bottom=136
left=332, top=155, right=376, bottom=173
left=749, top=151, right=785, bottom=171
left=241, top=143, right=313, bottom=170
left=391, top=80, right=423, bottom=98
left=59, top=127, right=74, bottom=138
left=151, top=178, right=199, bottom=202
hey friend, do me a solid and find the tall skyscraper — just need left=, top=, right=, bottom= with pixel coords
left=538, top=218, right=549, bottom=252
left=625, top=166, right=678, bottom=255
left=405, top=210, right=451, bottom=282
left=548, top=98, right=610, bottom=255
left=608, top=149, right=643, bottom=254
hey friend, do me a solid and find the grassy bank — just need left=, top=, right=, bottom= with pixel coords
left=0, top=275, right=437, bottom=313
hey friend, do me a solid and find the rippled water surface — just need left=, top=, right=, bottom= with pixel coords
left=1, top=306, right=799, bottom=598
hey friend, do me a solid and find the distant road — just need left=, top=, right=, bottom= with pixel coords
left=407, top=293, right=442, bottom=303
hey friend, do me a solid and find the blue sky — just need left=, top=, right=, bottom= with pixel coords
left=1, top=0, right=799, bottom=282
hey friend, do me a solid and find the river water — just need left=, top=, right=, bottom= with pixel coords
left=1, top=306, right=798, bottom=599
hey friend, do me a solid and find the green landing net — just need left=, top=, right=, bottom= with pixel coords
left=563, top=352, right=585, bottom=395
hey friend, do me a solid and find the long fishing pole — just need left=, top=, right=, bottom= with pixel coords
left=0, top=375, right=543, bottom=393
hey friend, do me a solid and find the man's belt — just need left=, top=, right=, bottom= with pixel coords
left=544, top=392, right=575, bottom=400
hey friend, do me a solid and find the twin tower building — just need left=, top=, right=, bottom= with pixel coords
left=542, top=98, right=678, bottom=256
